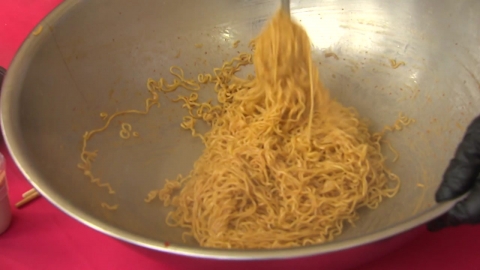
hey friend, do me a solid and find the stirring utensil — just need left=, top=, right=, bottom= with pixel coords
left=281, top=0, right=290, bottom=16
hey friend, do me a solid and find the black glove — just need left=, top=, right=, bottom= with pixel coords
left=427, top=115, right=480, bottom=231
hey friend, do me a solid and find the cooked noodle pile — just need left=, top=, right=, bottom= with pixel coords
left=147, top=10, right=407, bottom=249
left=78, top=9, right=411, bottom=248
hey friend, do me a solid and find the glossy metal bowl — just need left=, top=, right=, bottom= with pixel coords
left=2, top=0, right=479, bottom=261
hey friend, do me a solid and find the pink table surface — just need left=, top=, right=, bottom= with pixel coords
left=1, top=1, right=480, bottom=269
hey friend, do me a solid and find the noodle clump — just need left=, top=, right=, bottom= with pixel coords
left=150, top=10, right=403, bottom=249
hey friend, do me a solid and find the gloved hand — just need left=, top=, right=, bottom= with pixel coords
left=428, top=115, right=480, bottom=231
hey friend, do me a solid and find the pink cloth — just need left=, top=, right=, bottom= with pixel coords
left=1, top=1, right=480, bottom=269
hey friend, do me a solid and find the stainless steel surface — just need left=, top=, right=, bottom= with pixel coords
left=2, top=0, right=479, bottom=260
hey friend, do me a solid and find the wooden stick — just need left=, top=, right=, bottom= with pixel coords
left=22, top=188, right=37, bottom=198
left=0, top=171, right=6, bottom=183
left=15, top=190, right=40, bottom=208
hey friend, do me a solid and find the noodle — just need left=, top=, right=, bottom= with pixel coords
left=382, top=113, right=415, bottom=133
left=150, top=10, right=408, bottom=249
left=77, top=85, right=160, bottom=194
left=384, top=140, right=400, bottom=162
left=32, top=25, right=43, bottom=36
left=120, top=123, right=133, bottom=139
left=101, top=202, right=119, bottom=210
left=389, top=59, right=405, bottom=69
left=325, top=52, right=339, bottom=60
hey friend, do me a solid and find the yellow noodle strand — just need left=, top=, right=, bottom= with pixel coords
left=78, top=86, right=160, bottom=194
left=101, top=202, right=119, bottom=210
